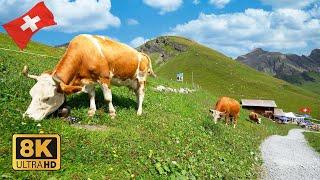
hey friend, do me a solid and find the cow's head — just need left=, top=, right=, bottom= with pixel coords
left=209, top=109, right=225, bottom=124
left=22, top=66, right=65, bottom=121
left=258, top=118, right=262, bottom=124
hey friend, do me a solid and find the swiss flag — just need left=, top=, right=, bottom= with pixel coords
left=2, top=1, right=56, bottom=50
left=299, top=107, right=311, bottom=114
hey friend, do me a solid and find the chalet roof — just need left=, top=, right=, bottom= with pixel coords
left=241, top=99, right=277, bottom=108
left=285, top=112, right=296, bottom=118
left=274, top=108, right=285, bottom=116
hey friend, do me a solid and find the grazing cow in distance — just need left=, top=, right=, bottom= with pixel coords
left=249, top=112, right=261, bottom=124
left=209, top=97, right=240, bottom=128
left=23, top=34, right=156, bottom=121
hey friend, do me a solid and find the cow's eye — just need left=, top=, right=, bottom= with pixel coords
left=43, top=97, right=50, bottom=102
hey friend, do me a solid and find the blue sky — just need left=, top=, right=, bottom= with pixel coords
left=0, top=0, right=320, bottom=57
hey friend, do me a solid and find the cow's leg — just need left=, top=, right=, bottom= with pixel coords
left=86, top=85, right=96, bottom=117
left=225, top=114, right=230, bottom=126
left=101, top=83, right=116, bottom=118
left=135, top=81, right=145, bottom=116
left=78, top=81, right=97, bottom=117
left=233, top=114, right=239, bottom=128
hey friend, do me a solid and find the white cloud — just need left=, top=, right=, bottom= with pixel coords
left=310, top=4, right=320, bottom=18
left=260, top=0, right=317, bottom=9
left=169, top=8, right=320, bottom=57
left=127, top=18, right=139, bottom=26
left=193, top=0, right=200, bottom=5
left=209, top=0, right=231, bottom=9
left=143, top=0, right=183, bottom=15
left=0, top=0, right=120, bottom=33
left=130, top=37, right=149, bottom=48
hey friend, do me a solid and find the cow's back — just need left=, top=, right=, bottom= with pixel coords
left=69, top=35, right=140, bottom=81
left=96, top=36, right=142, bottom=79
left=95, top=35, right=141, bottom=80
left=249, top=112, right=257, bottom=120
left=215, top=97, right=240, bottom=117
left=55, top=34, right=151, bottom=88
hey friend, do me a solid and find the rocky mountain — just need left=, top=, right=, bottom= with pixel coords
left=236, top=48, right=320, bottom=84
left=137, top=36, right=188, bottom=67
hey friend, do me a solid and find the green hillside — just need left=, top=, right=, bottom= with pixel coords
left=144, top=36, right=320, bottom=118
left=299, top=72, right=320, bottom=95
left=0, top=33, right=297, bottom=179
left=304, top=132, right=320, bottom=153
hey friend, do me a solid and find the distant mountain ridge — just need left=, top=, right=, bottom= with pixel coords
left=236, top=48, right=320, bottom=84
left=55, top=43, right=69, bottom=48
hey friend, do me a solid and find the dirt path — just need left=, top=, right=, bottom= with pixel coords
left=260, top=129, right=320, bottom=180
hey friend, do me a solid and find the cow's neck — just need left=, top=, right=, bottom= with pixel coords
left=52, top=56, right=79, bottom=85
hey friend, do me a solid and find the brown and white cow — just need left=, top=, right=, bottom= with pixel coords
left=209, top=97, right=240, bottom=128
left=249, top=112, right=261, bottom=124
left=23, top=34, right=156, bottom=121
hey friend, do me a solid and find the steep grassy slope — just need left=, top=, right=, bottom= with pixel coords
left=145, top=36, right=320, bottom=118
left=0, top=34, right=296, bottom=179
left=299, top=72, right=320, bottom=95
left=304, top=132, right=320, bottom=153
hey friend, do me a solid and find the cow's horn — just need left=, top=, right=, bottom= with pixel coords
left=22, top=65, right=39, bottom=80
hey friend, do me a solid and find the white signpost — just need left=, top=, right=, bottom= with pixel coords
left=176, top=72, right=183, bottom=82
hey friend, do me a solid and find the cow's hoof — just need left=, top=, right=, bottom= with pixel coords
left=88, top=109, right=96, bottom=117
left=110, top=112, right=116, bottom=119
left=137, top=111, right=142, bottom=116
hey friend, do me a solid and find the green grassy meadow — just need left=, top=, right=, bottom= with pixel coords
left=0, top=33, right=301, bottom=179
left=304, top=132, right=320, bottom=154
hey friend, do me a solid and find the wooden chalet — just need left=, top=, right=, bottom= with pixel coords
left=241, top=99, right=277, bottom=118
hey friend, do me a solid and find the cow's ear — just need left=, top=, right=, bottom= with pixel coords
left=52, top=75, right=64, bottom=93
left=56, top=83, right=63, bottom=93
left=220, top=111, right=226, bottom=116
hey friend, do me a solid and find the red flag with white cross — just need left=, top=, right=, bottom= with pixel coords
left=299, top=107, right=311, bottom=114
left=2, top=1, right=56, bottom=50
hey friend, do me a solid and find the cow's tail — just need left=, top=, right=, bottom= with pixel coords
left=141, top=52, right=157, bottom=78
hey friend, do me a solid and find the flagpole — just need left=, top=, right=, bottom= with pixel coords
left=192, top=71, right=194, bottom=89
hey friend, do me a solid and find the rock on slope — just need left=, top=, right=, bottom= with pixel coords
left=137, top=36, right=188, bottom=66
